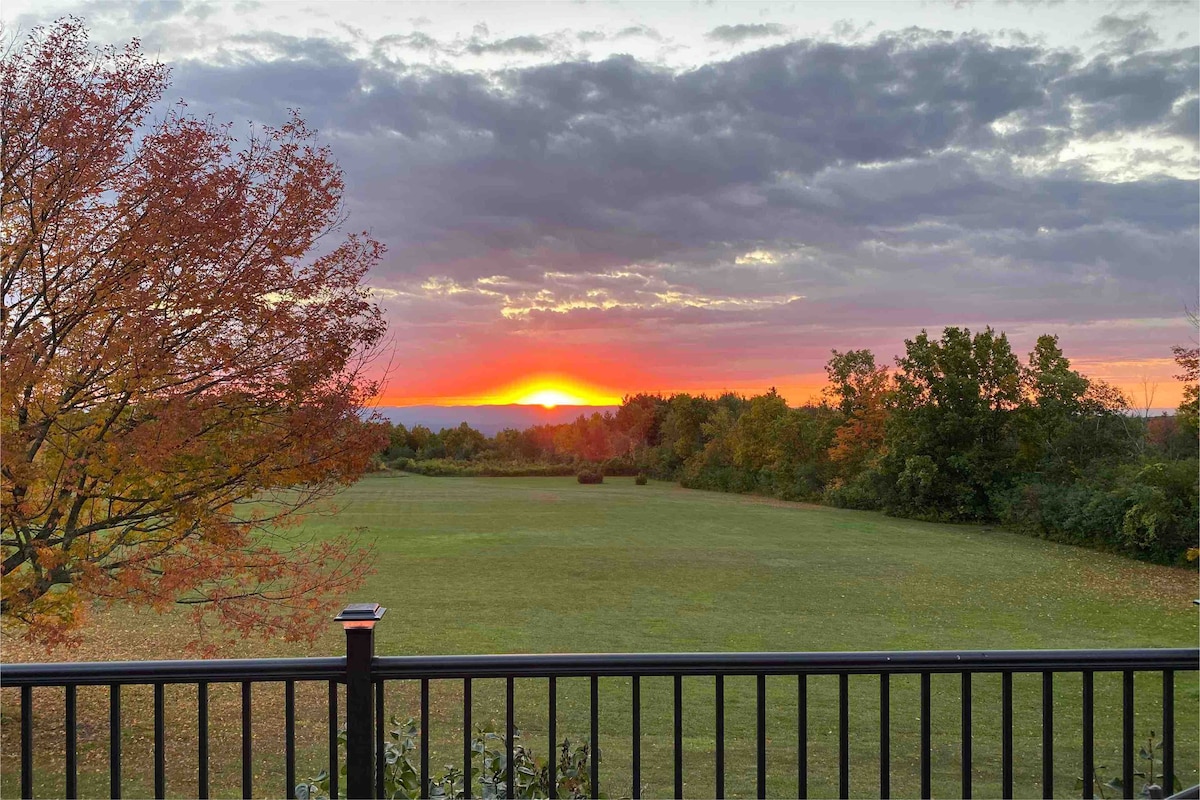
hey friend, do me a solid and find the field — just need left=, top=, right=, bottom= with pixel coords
left=3, top=473, right=1197, bottom=799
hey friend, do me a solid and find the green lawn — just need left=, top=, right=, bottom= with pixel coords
left=3, top=473, right=1197, bottom=799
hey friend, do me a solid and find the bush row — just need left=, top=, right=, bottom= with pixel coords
left=993, top=459, right=1198, bottom=564
left=390, top=455, right=659, bottom=479
left=389, top=458, right=577, bottom=477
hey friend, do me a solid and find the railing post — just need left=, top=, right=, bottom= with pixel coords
left=337, top=603, right=387, bottom=799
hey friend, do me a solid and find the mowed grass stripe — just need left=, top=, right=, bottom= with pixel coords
left=2, top=474, right=1195, bottom=798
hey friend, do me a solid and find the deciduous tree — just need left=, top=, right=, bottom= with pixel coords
left=1172, top=308, right=1199, bottom=439
left=825, top=349, right=892, bottom=477
left=1015, top=335, right=1131, bottom=478
left=883, top=327, right=1021, bottom=519
left=1, top=20, right=387, bottom=647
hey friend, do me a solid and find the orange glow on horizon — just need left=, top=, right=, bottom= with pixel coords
left=373, top=374, right=626, bottom=407
left=515, top=389, right=587, bottom=408
left=373, top=370, right=833, bottom=407
left=488, top=375, right=622, bottom=406
left=371, top=369, right=1186, bottom=410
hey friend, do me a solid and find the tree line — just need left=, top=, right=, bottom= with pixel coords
left=382, top=327, right=1199, bottom=565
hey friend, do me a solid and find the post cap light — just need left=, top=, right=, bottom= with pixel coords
left=335, top=603, right=387, bottom=629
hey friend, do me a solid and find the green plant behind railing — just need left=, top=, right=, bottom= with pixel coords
left=1074, top=731, right=1182, bottom=799
left=298, top=716, right=595, bottom=800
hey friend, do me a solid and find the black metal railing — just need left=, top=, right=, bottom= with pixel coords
left=2, top=602, right=1196, bottom=800
left=4, top=656, right=344, bottom=799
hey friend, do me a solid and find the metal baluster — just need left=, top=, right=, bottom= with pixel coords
left=21, top=685, right=32, bottom=800
left=1043, top=672, right=1054, bottom=799
left=921, top=672, right=931, bottom=800
left=424, top=678, right=432, bottom=800
left=376, top=681, right=385, bottom=799
left=1122, top=671, right=1134, bottom=800
left=880, top=673, right=890, bottom=800
left=65, top=685, right=77, bottom=800
left=286, top=681, right=297, bottom=800
left=590, top=676, right=599, bottom=800
left=549, top=677, right=557, bottom=800
left=674, top=675, right=684, bottom=799
left=756, top=674, right=766, bottom=800
left=465, top=678, right=473, bottom=800
left=110, top=683, right=121, bottom=800
left=631, top=676, right=639, bottom=800
left=714, top=675, right=724, bottom=800
left=797, top=674, right=807, bottom=800
left=1082, top=672, right=1094, bottom=800
left=328, top=680, right=339, bottom=800
left=839, top=673, right=849, bottom=800
left=242, top=681, right=253, bottom=800
left=199, top=682, right=209, bottom=800
left=154, top=684, right=166, bottom=799
left=506, top=677, right=514, bottom=800
left=962, top=673, right=972, bottom=800
left=1163, top=670, right=1175, bottom=796
left=1002, top=672, right=1013, bottom=799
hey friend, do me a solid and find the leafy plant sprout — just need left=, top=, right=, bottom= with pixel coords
left=299, top=716, right=595, bottom=800
left=1075, top=731, right=1182, bottom=800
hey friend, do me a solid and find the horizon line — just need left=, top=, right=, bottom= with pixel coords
left=375, top=402, right=619, bottom=408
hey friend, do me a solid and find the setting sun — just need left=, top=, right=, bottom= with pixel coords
left=516, top=388, right=587, bottom=408
left=479, top=375, right=623, bottom=407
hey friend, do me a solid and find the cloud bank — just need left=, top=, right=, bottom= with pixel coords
left=10, top=1, right=1198, bottom=403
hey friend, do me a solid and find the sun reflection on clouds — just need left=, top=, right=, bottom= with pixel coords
left=397, top=267, right=807, bottom=320
left=735, top=248, right=785, bottom=265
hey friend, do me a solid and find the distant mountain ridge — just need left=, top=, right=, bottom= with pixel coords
left=375, top=405, right=619, bottom=436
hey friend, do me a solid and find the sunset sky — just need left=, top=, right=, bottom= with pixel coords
left=7, top=0, right=1197, bottom=408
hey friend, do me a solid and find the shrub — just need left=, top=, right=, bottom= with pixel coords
left=635, top=473, right=648, bottom=485
left=777, top=462, right=827, bottom=502
left=1113, top=460, right=1198, bottom=563
left=993, top=458, right=1199, bottom=564
left=634, top=447, right=676, bottom=481
left=601, top=455, right=640, bottom=476
left=576, top=467, right=603, bottom=484
left=893, top=455, right=940, bottom=516
left=679, top=460, right=755, bottom=494
left=824, top=468, right=886, bottom=510
left=299, top=717, right=592, bottom=800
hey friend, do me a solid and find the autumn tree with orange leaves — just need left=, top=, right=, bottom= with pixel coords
left=824, top=349, right=892, bottom=478
left=1, top=20, right=387, bottom=647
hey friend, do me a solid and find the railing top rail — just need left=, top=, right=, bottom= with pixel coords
left=2, top=648, right=1195, bottom=687
left=372, top=647, right=1199, bottom=679
left=0, top=656, right=345, bottom=687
